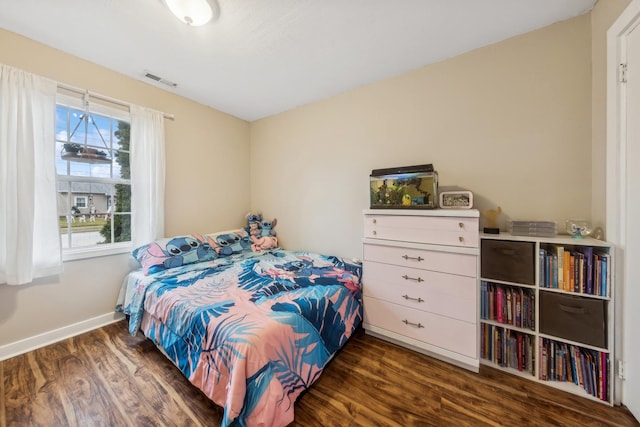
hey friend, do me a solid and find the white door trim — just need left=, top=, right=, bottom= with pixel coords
left=606, top=0, right=640, bottom=408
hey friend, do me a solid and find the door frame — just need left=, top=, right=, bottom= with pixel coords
left=607, top=0, right=640, bottom=408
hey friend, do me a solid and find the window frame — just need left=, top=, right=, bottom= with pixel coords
left=55, top=94, right=133, bottom=261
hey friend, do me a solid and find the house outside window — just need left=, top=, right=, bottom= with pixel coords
left=55, top=95, right=132, bottom=259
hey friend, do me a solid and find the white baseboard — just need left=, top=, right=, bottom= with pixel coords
left=0, top=311, right=125, bottom=361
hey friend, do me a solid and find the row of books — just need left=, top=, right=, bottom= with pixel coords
left=539, top=245, right=610, bottom=297
left=481, top=323, right=535, bottom=376
left=539, top=338, right=609, bottom=402
left=480, top=281, right=535, bottom=330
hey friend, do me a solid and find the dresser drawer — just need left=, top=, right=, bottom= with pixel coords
left=363, top=297, right=477, bottom=358
left=363, top=261, right=476, bottom=323
left=364, top=214, right=478, bottom=247
left=363, top=243, right=477, bottom=277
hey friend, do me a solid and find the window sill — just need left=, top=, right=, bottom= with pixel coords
left=63, top=242, right=132, bottom=262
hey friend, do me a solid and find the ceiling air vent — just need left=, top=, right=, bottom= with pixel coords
left=143, top=71, right=178, bottom=88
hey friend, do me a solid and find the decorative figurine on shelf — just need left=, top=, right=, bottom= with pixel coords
left=565, top=220, right=592, bottom=239
left=483, top=206, right=502, bottom=234
left=402, top=194, right=412, bottom=206
left=593, top=226, right=604, bottom=240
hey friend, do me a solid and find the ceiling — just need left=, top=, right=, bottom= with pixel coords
left=0, top=0, right=597, bottom=122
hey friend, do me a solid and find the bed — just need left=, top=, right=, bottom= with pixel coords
left=116, top=228, right=362, bottom=427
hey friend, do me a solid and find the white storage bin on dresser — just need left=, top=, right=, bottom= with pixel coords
left=362, top=209, right=480, bottom=372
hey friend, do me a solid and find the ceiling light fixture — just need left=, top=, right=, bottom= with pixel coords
left=164, top=0, right=214, bottom=26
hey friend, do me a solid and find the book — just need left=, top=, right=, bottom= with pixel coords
left=480, top=281, right=486, bottom=319
left=515, top=289, right=522, bottom=328
left=489, top=283, right=494, bottom=320
left=580, top=247, right=594, bottom=295
left=510, top=221, right=556, bottom=237
left=556, top=246, right=564, bottom=289
left=496, top=286, right=504, bottom=323
left=506, top=288, right=513, bottom=324
left=563, top=250, right=571, bottom=291
left=540, top=339, right=548, bottom=380
left=601, top=352, right=608, bottom=401
left=539, top=248, right=547, bottom=287
left=545, top=254, right=551, bottom=288
left=552, top=253, right=558, bottom=288
left=570, top=345, right=578, bottom=385
left=550, top=340, right=556, bottom=381
left=575, top=346, right=584, bottom=388
left=594, top=255, right=601, bottom=296
left=517, top=333, right=524, bottom=371
left=570, top=253, right=576, bottom=292
left=578, top=253, right=585, bottom=293
left=594, top=249, right=610, bottom=297
left=564, top=343, right=573, bottom=384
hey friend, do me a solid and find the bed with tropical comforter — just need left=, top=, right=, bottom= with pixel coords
left=116, top=228, right=362, bottom=427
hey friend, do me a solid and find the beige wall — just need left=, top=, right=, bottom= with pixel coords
left=591, top=0, right=632, bottom=234
left=250, top=15, right=592, bottom=259
left=0, top=29, right=250, bottom=347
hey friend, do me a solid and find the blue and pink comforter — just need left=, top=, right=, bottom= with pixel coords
left=117, top=249, right=362, bottom=427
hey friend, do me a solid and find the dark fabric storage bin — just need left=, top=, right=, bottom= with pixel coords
left=481, top=240, right=535, bottom=285
left=539, top=292, right=606, bottom=348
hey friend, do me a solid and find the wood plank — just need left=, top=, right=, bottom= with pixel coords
left=1, top=321, right=637, bottom=426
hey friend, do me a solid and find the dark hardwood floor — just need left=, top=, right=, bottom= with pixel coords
left=1, top=320, right=637, bottom=426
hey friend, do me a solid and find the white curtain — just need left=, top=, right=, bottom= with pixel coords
left=130, top=105, right=165, bottom=248
left=0, top=65, right=62, bottom=285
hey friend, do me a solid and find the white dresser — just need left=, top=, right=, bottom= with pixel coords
left=362, top=209, right=480, bottom=371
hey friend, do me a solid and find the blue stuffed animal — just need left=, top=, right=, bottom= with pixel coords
left=215, top=233, right=245, bottom=256
left=260, top=218, right=277, bottom=237
left=163, top=236, right=216, bottom=269
left=245, top=212, right=263, bottom=237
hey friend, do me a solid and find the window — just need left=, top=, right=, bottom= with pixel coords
left=74, top=196, right=87, bottom=209
left=55, top=96, right=132, bottom=259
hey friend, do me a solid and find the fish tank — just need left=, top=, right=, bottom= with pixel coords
left=370, top=164, right=438, bottom=209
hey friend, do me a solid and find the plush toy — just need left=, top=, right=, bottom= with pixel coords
left=251, top=235, right=278, bottom=251
left=245, top=212, right=263, bottom=237
left=215, top=233, right=245, bottom=256
left=132, top=234, right=220, bottom=275
left=260, top=218, right=277, bottom=237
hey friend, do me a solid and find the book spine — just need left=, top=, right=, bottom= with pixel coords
left=540, top=338, right=547, bottom=380
left=515, top=289, right=522, bottom=328
left=586, top=247, right=594, bottom=295
left=496, top=286, right=503, bottom=323
left=602, top=255, right=609, bottom=298
left=556, top=246, right=564, bottom=289
left=539, top=248, right=546, bottom=287
left=570, top=253, right=576, bottom=292
left=563, top=251, right=571, bottom=291
left=506, top=288, right=513, bottom=325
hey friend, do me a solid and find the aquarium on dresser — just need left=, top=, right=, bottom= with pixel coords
left=369, top=164, right=438, bottom=209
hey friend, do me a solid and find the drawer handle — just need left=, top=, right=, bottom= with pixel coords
left=372, top=218, right=377, bottom=224
left=402, top=274, right=423, bottom=282
left=372, top=230, right=377, bottom=235
left=402, top=254, right=424, bottom=261
left=459, top=222, right=464, bottom=228
left=459, top=236, right=464, bottom=242
left=559, top=304, right=586, bottom=315
left=402, top=294, right=424, bottom=303
left=402, top=319, right=424, bottom=328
